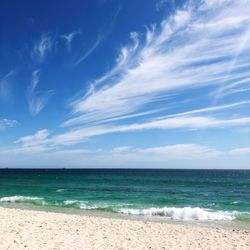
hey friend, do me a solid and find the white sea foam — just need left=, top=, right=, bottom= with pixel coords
left=56, top=189, right=66, bottom=193
left=63, top=200, right=98, bottom=209
left=232, top=201, right=239, bottom=204
left=0, top=196, right=43, bottom=203
left=63, top=200, right=78, bottom=205
left=119, top=207, right=236, bottom=221
left=79, top=203, right=100, bottom=210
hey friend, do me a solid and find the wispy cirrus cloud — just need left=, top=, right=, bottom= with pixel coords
left=27, top=70, right=54, bottom=116
left=139, top=144, right=222, bottom=158
left=1, top=143, right=249, bottom=168
left=73, top=32, right=104, bottom=65
left=66, top=0, right=250, bottom=127
left=229, top=147, right=250, bottom=156
left=32, top=33, right=54, bottom=63
left=61, top=29, right=81, bottom=52
left=0, top=119, right=18, bottom=130
left=10, top=129, right=52, bottom=155
left=51, top=114, right=250, bottom=146
left=15, top=101, right=250, bottom=147
left=73, top=5, right=121, bottom=65
left=13, top=0, right=250, bottom=152
left=155, top=100, right=250, bottom=120
left=156, top=0, right=175, bottom=12
left=136, top=144, right=250, bottom=159
left=0, top=70, right=15, bottom=103
left=63, top=100, right=250, bottom=127
left=15, top=129, right=50, bottom=147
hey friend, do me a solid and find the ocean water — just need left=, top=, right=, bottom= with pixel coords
left=0, top=169, right=250, bottom=224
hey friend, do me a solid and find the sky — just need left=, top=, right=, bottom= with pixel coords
left=0, top=0, right=250, bottom=169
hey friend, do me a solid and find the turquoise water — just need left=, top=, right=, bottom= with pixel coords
left=0, top=169, right=250, bottom=223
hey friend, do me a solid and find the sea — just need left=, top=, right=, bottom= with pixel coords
left=0, top=169, right=249, bottom=227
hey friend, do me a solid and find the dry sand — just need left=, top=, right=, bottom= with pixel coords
left=0, top=207, right=249, bottom=250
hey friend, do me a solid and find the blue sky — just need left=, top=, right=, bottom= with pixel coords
left=0, top=0, right=250, bottom=168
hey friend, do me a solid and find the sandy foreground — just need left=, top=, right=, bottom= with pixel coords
left=0, top=207, right=249, bottom=250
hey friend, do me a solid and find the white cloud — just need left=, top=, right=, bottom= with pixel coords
left=0, top=143, right=249, bottom=169
left=73, top=5, right=121, bottom=65
left=66, top=0, right=250, bottom=127
left=73, top=33, right=103, bottom=65
left=111, top=146, right=132, bottom=153
left=0, top=70, right=15, bottom=103
left=0, top=119, right=18, bottom=129
left=39, top=114, right=250, bottom=146
left=61, top=29, right=81, bottom=52
left=1, top=1, right=249, bottom=169
left=156, top=100, right=250, bottom=119
left=15, top=129, right=50, bottom=147
left=139, top=144, right=222, bottom=158
left=27, top=70, right=54, bottom=116
left=13, top=99, right=250, bottom=148
left=32, top=33, right=53, bottom=63
left=156, top=0, right=174, bottom=12
left=229, top=147, right=250, bottom=156
left=9, top=129, right=52, bottom=156
left=12, top=0, right=250, bottom=153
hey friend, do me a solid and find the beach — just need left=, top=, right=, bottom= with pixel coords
left=0, top=207, right=249, bottom=250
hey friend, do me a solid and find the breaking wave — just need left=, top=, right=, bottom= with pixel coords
left=118, top=207, right=237, bottom=221
left=64, top=200, right=111, bottom=210
left=0, top=196, right=44, bottom=204
left=1, top=196, right=249, bottom=221
left=63, top=200, right=78, bottom=205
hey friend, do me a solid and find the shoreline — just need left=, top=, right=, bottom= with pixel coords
left=1, top=203, right=250, bottom=231
left=0, top=207, right=249, bottom=250
left=2, top=202, right=250, bottom=230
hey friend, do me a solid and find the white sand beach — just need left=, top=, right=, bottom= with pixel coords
left=0, top=207, right=249, bottom=250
